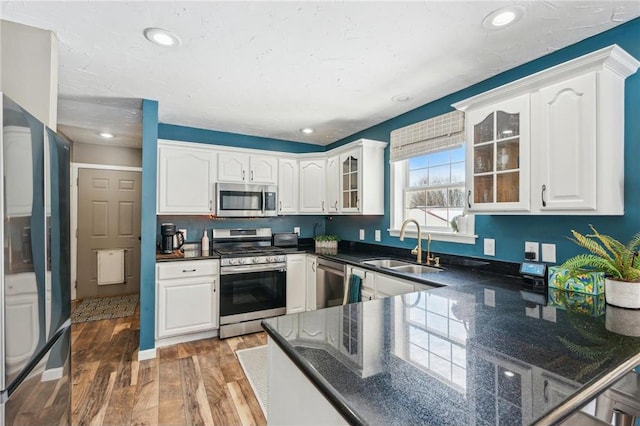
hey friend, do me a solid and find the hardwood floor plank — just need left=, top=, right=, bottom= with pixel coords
left=197, top=354, right=242, bottom=426
left=103, top=386, right=136, bottom=426
left=132, top=360, right=159, bottom=413
left=88, top=371, right=116, bottom=426
left=129, top=406, right=158, bottom=426
left=220, top=354, right=245, bottom=383
left=179, top=356, right=214, bottom=425
left=227, top=381, right=257, bottom=426
left=237, top=378, right=267, bottom=426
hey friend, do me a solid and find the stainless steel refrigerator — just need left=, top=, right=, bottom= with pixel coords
left=0, top=95, right=71, bottom=425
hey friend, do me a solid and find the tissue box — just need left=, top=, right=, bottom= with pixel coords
left=548, top=288, right=606, bottom=317
left=548, top=267, right=605, bottom=295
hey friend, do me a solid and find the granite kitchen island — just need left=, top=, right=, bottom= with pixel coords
left=263, top=278, right=640, bottom=425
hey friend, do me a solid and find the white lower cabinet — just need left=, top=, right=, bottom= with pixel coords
left=305, top=255, right=317, bottom=311
left=286, top=254, right=306, bottom=314
left=156, top=260, right=219, bottom=340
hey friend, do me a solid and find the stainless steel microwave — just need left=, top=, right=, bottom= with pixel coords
left=216, top=183, right=278, bottom=217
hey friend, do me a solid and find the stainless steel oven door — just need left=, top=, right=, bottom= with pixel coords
left=219, top=263, right=286, bottom=325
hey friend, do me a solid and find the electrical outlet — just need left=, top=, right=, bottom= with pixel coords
left=484, top=238, right=495, bottom=256
left=375, top=230, right=381, bottom=242
left=541, top=243, right=556, bottom=263
left=179, top=229, right=187, bottom=241
left=525, top=241, right=539, bottom=261
left=294, top=227, right=300, bottom=236
left=359, top=229, right=365, bottom=240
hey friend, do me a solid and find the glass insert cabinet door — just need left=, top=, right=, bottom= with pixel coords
left=466, top=95, right=530, bottom=212
left=340, top=149, right=360, bottom=212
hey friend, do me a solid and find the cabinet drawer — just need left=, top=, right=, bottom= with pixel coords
left=156, top=260, right=218, bottom=280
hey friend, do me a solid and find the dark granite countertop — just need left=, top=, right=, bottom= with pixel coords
left=263, top=280, right=640, bottom=425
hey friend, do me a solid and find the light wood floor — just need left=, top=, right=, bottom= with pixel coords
left=71, top=307, right=267, bottom=426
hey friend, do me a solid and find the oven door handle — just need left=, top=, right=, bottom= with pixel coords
left=221, top=263, right=286, bottom=275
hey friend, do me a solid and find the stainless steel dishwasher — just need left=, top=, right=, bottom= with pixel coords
left=316, top=257, right=346, bottom=309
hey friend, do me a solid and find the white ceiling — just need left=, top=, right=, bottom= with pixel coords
left=2, top=1, right=638, bottom=148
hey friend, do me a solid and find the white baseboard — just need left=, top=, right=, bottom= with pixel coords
left=137, top=348, right=157, bottom=361
left=155, top=329, right=218, bottom=349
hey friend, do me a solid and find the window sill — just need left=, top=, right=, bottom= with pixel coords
left=388, top=229, right=477, bottom=245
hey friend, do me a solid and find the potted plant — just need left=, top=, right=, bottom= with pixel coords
left=560, top=225, right=640, bottom=309
left=314, top=235, right=340, bottom=254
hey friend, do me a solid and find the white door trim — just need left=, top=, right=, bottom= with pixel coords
left=70, top=162, right=143, bottom=300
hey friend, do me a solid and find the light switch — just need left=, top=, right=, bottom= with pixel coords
left=542, top=243, right=556, bottom=263
left=359, top=229, right=365, bottom=240
left=375, top=230, right=381, bottom=242
left=294, top=227, right=300, bottom=235
left=484, top=238, right=495, bottom=256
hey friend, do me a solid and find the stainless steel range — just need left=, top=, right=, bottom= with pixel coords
left=213, top=228, right=287, bottom=338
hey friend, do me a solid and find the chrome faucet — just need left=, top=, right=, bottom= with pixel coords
left=399, top=219, right=422, bottom=264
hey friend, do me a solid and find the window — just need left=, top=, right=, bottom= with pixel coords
left=404, top=146, right=466, bottom=229
left=389, top=111, right=475, bottom=243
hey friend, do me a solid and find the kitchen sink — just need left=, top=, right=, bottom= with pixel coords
left=360, top=258, right=442, bottom=275
left=360, top=258, right=414, bottom=268
left=389, top=264, right=442, bottom=274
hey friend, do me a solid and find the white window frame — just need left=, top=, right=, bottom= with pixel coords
left=389, top=153, right=476, bottom=245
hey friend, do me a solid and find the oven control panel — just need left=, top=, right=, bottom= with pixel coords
left=221, top=255, right=286, bottom=267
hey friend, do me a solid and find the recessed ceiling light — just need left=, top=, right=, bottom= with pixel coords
left=99, top=132, right=115, bottom=139
left=392, top=95, right=413, bottom=103
left=482, top=6, right=524, bottom=30
left=143, top=28, right=181, bottom=47
left=300, top=128, right=314, bottom=134
left=503, top=370, right=516, bottom=378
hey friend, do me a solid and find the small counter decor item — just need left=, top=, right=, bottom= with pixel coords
left=548, top=267, right=605, bottom=295
left=314, top=235, right=339, bottom=255
left=560, top=225, right=640, bottom=309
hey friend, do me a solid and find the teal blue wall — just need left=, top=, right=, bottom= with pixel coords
left=158, top=123, right=324, bottom=153
left=325, top=18, right=640, bottom=264
left=140, top=99, right=159, bottom=351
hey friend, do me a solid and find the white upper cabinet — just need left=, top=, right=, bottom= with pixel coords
left=298, top=158, right=326, bottom=214
left=454, top=45, right=639, bottom=215
left=326, top=155, right=340, bottom=214
left=464, top=94, right=530, bottom=212
left=337, top=140, right=386, bottom=215
left=217, top=152, right=249, bottom=182
left=217, top=152, right=277, bottom=184
left=533, top=73, right=597, bottom=212
left=278, top=158, right=299, bottom=213
left=157, top=141, right=216, bottom=214
left=249, top=155, right=278, bottom=184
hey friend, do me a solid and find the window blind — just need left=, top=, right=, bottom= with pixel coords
left=390, top=110, right=465, bottom=162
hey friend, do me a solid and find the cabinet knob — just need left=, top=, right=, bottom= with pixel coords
left=541, top=184, right=547, bottom=207
left=251, top=170, right=254, bottom=181
left=322, top=201, right=325, bottom=211
left=242, top=170, right=246, bottom=181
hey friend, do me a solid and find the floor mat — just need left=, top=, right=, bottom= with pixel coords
left=236, top=345, right=268, bottom=418
left=71, top=294, right=139, bottom=324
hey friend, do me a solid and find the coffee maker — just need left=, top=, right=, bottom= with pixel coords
left=160, top=223, right=177, bottom=254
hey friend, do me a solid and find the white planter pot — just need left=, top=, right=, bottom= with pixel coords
left=606, top=305, right=640, bottom=336
left=605, top=278, right=640, bottom=309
